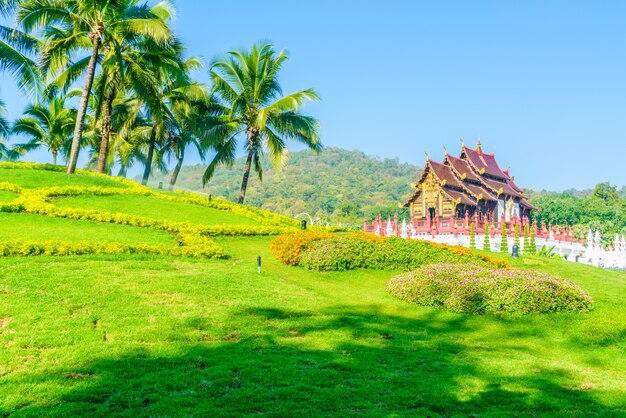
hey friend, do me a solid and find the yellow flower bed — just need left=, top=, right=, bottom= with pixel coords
left=0, top=162, right=303, bottom=259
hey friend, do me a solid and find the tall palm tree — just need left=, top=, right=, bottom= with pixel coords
left=15, top=0, right=174, bottom=174
left=12, top=95, right=76, bottom=165
left=204, top=42, right=321, bottom=204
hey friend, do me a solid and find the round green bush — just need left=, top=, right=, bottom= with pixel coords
left=387, top=263, right=593, bottom=315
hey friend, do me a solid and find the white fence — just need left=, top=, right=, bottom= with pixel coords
left=376, top=220, right=626, bottom=269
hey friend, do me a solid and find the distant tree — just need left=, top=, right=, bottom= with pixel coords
left=529, top=227, right=537, bottom=254
left=513, top=224, right=521, bottom=250
left=500, top=222, right=508, bottom=253
left=483, top=222, right=490, bottom=251
left=592, top=182, right=619, bottom=202
left=12, top=96, right=76, bottom=165
left=203, top=42, right=321, bottom=204
left=469, top=222, right=476, bottom=249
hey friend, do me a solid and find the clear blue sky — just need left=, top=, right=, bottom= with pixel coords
left=1, top=0, right=625, bottom=190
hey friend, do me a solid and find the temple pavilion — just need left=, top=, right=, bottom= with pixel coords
left=405, top=140, right=536, bottom=223
left=364, top=140, right=577, bottom=248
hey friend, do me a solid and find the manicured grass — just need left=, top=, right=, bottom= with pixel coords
left=0, top=165, right=623, bottom=415
left=0, top=168, right=128, bottom=189
left=0, top=236, right=623, bottom=416
left=0, top=212, right=175, bottom=246
left=0, top=190, right=17, bottom=202
left=55, top=194, right=260, bottom=226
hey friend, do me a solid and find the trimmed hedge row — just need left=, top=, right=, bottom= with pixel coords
left=0, top=239, right=226, bottom=259
left=271, top=232, right=510, bottom=271
left=387, top=263, right=593, bottom=315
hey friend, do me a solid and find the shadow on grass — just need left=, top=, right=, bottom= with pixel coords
left=6, top=305, right=617, bottom=417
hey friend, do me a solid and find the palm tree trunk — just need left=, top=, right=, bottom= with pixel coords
left=238, top=132, right=255, bottom=204
left=169, top=147, right=184, bottom=191
left=52, top=151, right=57, bottom=166
left=96, top=89, right=115, bottom=174
left=142, top=120, right=158, bottom=185
left=66, top=33, right=101, bottom=174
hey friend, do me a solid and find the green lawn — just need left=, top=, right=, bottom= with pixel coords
left=55, top=194, right=260, bottom=226
left=0, top=168, right=128, bottom=189
left=0, top=212, right=175, bottom=246
left=0, top=190, right=17, bottom=202
left=0, top=236, right=623, bottom=416
left=0, top=165, right=624, bottom=416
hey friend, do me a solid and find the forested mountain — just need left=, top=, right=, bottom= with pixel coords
left=151, top=147, right=625, bottom=239
left=150, top=148, right=421, bottom=226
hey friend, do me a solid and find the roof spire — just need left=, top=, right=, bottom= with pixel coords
left=460, top=138, right=465, bottom=147
left=443, top=145, right=448, bottom=155
left=476, top=138, right=482, bottom=151
left=424, top=150, right=430, bottom=160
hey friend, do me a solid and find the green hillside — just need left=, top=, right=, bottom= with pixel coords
left=149, top=148, right=421, bottom=226
left=0, top=163, right=625, bottom=416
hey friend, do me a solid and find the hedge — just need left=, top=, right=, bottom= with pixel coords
left=0, top=239, right=226, bottom=259
left=271, top=232, right=510, bottom=270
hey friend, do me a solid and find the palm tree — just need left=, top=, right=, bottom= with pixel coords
left=0, top=97, right=14, bottom=160
left=12, top=95, right=76, bottom=165
left=160, top=81, right=212, bottom=190
left=136, top=50, right=197, bottom=186
left=15, top=0, right=174, bottom=174
left=0, top=1, right=42, bottom=97
left=204, top=42, right=321, bottom=204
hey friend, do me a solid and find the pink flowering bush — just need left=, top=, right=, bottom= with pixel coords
left=387, top=263, right=593, bottom=315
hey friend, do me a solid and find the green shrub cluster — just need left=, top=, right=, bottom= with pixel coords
left=388, top=263, right=594, bottom=315
left=273, top=233, right=509, bottom=271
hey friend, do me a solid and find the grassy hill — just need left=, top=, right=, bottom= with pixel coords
left=0, top=163, right=625, bottom=416
left=149, top=147, right=421, bottom=226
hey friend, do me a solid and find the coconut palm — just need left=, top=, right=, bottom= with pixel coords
left=204, top=42, right=321, bottom=204
left=159, top=81, right=212, bottom=190
left=137, top=52, right=199, bottom=185
left=0, top=1, right=42, bottom=97
left=12, top=95, right=76, bottom=164
left=14, top=0, right=174, bottom=174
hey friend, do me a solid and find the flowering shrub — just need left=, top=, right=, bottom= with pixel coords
left=388, top=263, right=593, bottom=315
left=297, top=236, right=509, bottom=271
left=270, top=231, right=334, bottom=266
left=0, top=239, right=226, bottom=259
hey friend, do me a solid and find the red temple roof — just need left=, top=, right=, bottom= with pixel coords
left=461, top=146, right=510, bottom=180
left=428, top=160, right=464, bottom=188
left=445, top=154, right=482, bottom=182
left=480, top=176, right=524, bottom=198
left=443, top=189, right=476, bottom=206
left=463, top=182, right=497, bottom=202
